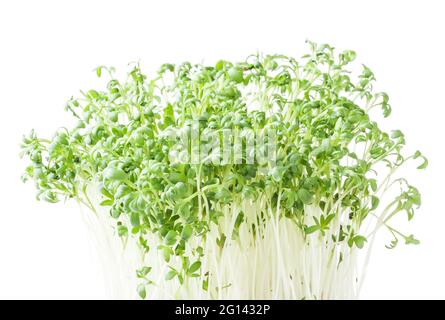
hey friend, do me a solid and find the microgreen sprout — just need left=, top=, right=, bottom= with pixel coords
left=21, top=41, right=427, bottom=299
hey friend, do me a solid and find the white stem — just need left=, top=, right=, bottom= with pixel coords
left=81, top=187, right=367, bottom=299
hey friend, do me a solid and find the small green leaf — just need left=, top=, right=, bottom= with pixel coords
left=137, top=284, right=146, bottom=299
left=103, top=167, right=127, bottom=181
left=130, top=211, right=140, bottom=227
left=347, top=237, right=354, bottom=248
left=216, top=234, right=226, bottom=249
left=353, top=235, right=367, bottom=249
left=181, top=225, right=193, bottom=241
left=87, top=89, right=99, bottom=100
left=164, top=230, right=177, bottom=246
left=391, top=130, right=404, bottom=139
left=297, top=188, right=313, bottom=205
left=165, top=270, right=177, bottom=280
left=304, top=225, right=319, bottom=235
left=100, top=186, right=114, bottom=199
left=234, top=211, right=244, bottom=230
left=404, top=234, right=420, bottom=245
left=117, top=224, right=128, bottom=237
left=228, top=67, right=243, bottom=83
left=215, top=60, right=225, bottom=71
left=136, top=266, right=152, bottom=278
left=162, top=247, right=171, bottom=262
left=202, top=279, right=209, bottom=291
left=386, top=238, right=398, bottom=249
left=321, top=214, right=335, bottom=227
left=188, top=261, right=201, bottom=274
left=369, top=179, right=377, bottom=192
left=371, top=196, right=380, bottom=210
left=159, top=63, right=174, bottom=73
left=417, top=157, right=428, bottom=170
left=100, top=199, right=113, bottom=206
left=178, top=274, right=184, bottom=285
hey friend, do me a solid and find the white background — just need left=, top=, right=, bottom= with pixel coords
left=1, top=0, right=444, bottom=299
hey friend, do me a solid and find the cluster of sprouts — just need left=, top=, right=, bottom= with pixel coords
left=21, top=42, right=426, bottom=299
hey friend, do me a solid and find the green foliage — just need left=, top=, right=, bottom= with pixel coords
left=20, top=41, right=426, bottom=298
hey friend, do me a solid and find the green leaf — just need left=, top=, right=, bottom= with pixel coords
left=117, top=224, right=128, bottom=237
left=215, top=60, right=225, bottom=71
left=103, top=167, right=127, bottom=181
left=386, top=238, right=398, bottom=249
left=404, top=234, right=420, bottom=245
left=181, top=225, right=193, bottom=241
left=297, top=188, right=313, bottom=205
left=371, top=196, right=380, bottom=210
left=340, top=50, right=357, bottom=64
left=159, top=63, right=174, bottom=73
left=216, top=234, right=226, bottom=249
left=163, top=103, right=175, bottom=127
left=188, top=261, right=201, bottom=274
left=136, top=267, right=152, bottom=278
left=228, top=67, right=243, bottom=83
left=417, top=157, right=428, bottom=170
left=234, top=211, right=244, bottom=230
left=304, top=225, right=319, bottom=235
left=164, top=230, right=177, bottom=246
left=353, top=235, right=367, bottom=249
left=87, top=89, right=99, bottom=100
left=137, top=284, right=146, bottom=299
left=391, top=130, right=404, bottom=139
left=369, top=179, right=378, bottom=192
left=130, top=211, right=140, bottom=227
left=321, top=213, right=335, bottom=227
left=100, top=199, right=113, bottom=206
left=202, top=279, right=209, bottom=291
left=162, top=247, right=172, bottom=262
left=165, top=270, right=177, bottom=280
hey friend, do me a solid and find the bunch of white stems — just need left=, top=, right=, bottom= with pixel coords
left=80, top=184, right=378, bottom=300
